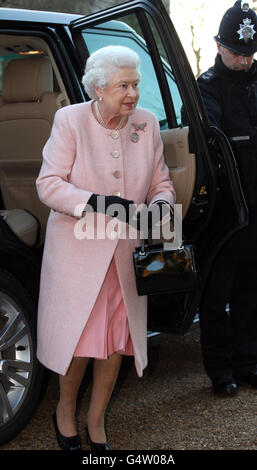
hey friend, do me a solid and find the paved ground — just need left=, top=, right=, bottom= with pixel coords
left=1, top=325, right=256, bottom=451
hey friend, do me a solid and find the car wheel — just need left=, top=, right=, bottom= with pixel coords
left=0, top=270, right=44, bottom=446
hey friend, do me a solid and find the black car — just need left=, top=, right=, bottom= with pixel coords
left=0, top=0, right=247, bottom=445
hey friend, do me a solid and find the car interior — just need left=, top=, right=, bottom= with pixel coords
left=0, top=33, right=196, bottom=253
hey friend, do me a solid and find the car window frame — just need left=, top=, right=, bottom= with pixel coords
left=69, top=5, right=179, bottom=129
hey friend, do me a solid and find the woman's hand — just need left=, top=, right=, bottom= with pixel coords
left=85, top=193, right=135, bottom=224
left=136, top=201, right=173, bottom=232
left=84, top=195, right=173, bottom=230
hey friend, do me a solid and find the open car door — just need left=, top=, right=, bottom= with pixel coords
left=69, top=0, right=248, bottom=334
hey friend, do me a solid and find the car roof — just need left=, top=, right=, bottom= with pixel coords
left=0, top=8, right=82, bottom=25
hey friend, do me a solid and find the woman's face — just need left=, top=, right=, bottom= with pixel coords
left=95, top=66, right=140, bottom=117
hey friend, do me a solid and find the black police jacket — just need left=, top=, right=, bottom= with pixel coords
left=198, top=54, right=257, bottom=209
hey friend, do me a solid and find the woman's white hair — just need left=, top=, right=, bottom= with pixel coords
left=82, top=45, right=141, bottom=99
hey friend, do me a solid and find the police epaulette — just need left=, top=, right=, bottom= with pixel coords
left=198, top=69, right=217, bottom=82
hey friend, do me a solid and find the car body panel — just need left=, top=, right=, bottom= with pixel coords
left=0, top=8, right=81, bottom=24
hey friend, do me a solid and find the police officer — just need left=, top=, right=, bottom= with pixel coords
left=198, top=1, right=257, bottom=394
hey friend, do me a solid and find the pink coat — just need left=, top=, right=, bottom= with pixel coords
left=36, top=101, right=175, bottom=376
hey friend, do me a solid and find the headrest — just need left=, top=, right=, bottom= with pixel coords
left=2, top=56, right=53, bottom=103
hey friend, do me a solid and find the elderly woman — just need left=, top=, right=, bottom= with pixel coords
left=36, top=45, right=175, bottom=451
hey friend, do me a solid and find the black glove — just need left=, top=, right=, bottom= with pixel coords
left=136, top=201, right=173, bottom=232
left=86, top=193, right=135, bottom=224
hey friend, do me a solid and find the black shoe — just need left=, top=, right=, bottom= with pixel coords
left=212, top=378, right=238, bottom=395
left=85, top=425, right=111, bottom=451
left=237, top=368, right=257, bottom=389
left=52, top=412, right=82, bottom=450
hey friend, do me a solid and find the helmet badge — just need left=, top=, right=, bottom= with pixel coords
left=237, top=18, right=256, bottom=42
left=241, top=1, right=250, bottom=12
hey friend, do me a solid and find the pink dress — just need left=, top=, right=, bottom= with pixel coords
left=74, top=257, right=134, bottom=359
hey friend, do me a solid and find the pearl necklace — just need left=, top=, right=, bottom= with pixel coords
left=95, top=100, right=126, bottom=140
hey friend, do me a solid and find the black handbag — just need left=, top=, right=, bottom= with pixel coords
left=133, top=237, right=197, bottom=296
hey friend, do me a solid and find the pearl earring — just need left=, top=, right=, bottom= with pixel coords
left=98, top=97, right=103, bottom=101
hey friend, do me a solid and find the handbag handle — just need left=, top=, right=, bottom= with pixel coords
left=139, top=227, right=153, bottom=256
left=139, top=230, right=185, bottom=256
left=139, top=238, right=146, bottom=256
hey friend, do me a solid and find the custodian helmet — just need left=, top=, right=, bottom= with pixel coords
left=215, top=1, right=257, bottom=56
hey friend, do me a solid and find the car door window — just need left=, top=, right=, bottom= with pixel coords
left=79, top=13, right=183, bottom=129
left=144, top=13, right=184, bottom=127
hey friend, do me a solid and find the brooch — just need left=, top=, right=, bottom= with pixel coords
left=130, top=122, right=147, bottom=143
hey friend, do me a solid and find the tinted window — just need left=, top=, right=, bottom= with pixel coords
left=81, top=14, right=183, bottom=128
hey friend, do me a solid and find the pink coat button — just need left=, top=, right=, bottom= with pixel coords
left=113, top=171, right=122, bottom=179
